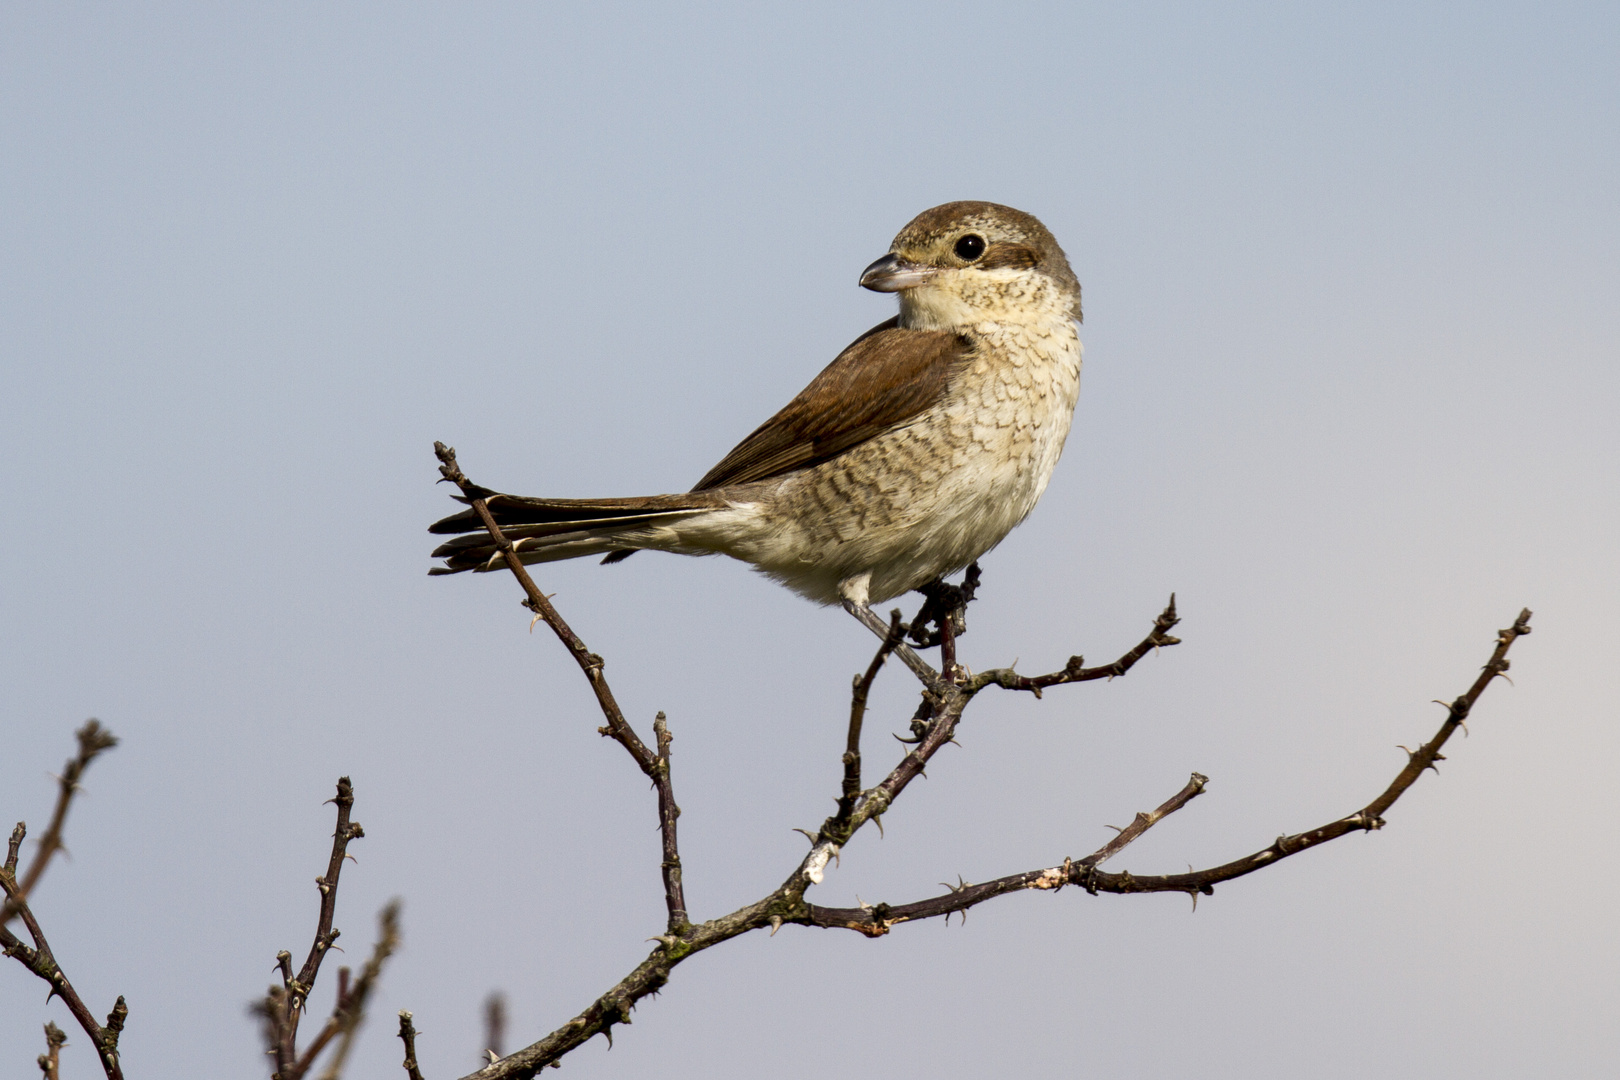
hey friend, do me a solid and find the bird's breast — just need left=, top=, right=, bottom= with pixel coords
left=715, top=316, right=1081, bottom=603
left=948, top=319, right=1082, bottom=486
left=785, top=317, right=1080, bottom=541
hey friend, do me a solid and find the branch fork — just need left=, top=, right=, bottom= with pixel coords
left=254, top=778, right=402, bottom=1080
left=2, top=723, right=127, bottom=1080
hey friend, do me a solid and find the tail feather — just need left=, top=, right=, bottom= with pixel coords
left=429, top=491, right=727, bottom=574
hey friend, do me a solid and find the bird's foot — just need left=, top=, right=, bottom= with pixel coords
left=907, top=562, right=982, bottom=650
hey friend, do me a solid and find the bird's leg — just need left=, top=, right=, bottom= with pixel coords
left=841, top=600, right=941, bottom=687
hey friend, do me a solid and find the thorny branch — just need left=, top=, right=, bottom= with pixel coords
left=257, top=777, right=398, bottom=1080
left=2, top=719, right=119, bottom=928
left=302, top=902, right=402, bottom=1080
left=398, top=1012, right=427, bottom=1080
left=812, top=772, right=1210, bottom=933
left=414, top=443, right=1530, bottom=1080
left=2, top=724, right=128, bottom=1080
left=836, top=609, right=906, bottom=830
left=2, top=833, right=130, bottom=1080
left=435, top=442, right=688, bottom=933
left=811, top=613, right=1532, bottom=932
left=410, top=447, right=1174, bottom=1079
left=964, top=595, right=1183, bottom=698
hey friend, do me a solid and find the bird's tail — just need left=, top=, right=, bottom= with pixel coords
left=428, top=490, right=729, bottom=574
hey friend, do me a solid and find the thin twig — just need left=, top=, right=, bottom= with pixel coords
left=434, top=443, right=686, bottom=929
left=1063, top=608, right=1535, bottom=899
left=1081, top=772, right=1210, bottom=869
left=398, top=1012, right=427, bottom=1080
left=650, top=712, right=687, bottom=931
left=834, top=610, right=905, bottom=831
left=259, top=778, right=366, bottom=1080
left=810, top=610, right=1531, bottom=933
left=300, top=900, right=403, bottom=1080
left=967, top=595, right=1181, bottom=698
left=0, top=842, right=127, bottom=1080
left=38, top=1021, right=66, bottom=1080
left=2, top=720, right=119, bottom=928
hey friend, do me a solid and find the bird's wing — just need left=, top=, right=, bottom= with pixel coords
left=692, top=318, right=969, bottom=491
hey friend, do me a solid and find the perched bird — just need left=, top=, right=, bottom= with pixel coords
left=430, top=201, right=1083, bottom=614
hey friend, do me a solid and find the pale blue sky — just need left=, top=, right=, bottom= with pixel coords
left=4, top=4, right=1617, bottom=1077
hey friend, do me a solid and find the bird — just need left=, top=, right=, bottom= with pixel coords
left=429, top=201, right=1083, bottom=620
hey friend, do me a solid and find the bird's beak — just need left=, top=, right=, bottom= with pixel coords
left=859, top=252, right=939, bottom=292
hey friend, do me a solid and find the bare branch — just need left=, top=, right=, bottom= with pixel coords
left=434, top=443, right=686, bottom=929
left=968, top=595, right=1181, bottom=698
left=1066, top=608, right=1534, bottom=899
left=38, top=1021, right=66, bottom=1080
left=809, top=609, right=1531, bottom=933
left=0, top=843, right=126, bottom=1080
left=834, top=610, right=905, bottom=831
left=650, top=712, right=687, bottom=931
left=3, top=720, right=119, bottom=928
left=258, top=778, right=368, bottom=1080
left=297, top=900, right=403, bottom=1080
left=398, top=1011, right=427, bottom=1080
left=433, top=566, right=1172, bottom=1079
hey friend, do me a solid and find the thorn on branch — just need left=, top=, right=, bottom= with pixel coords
left=967, top=595, right=1182, bottom=697
left=4, top=721, right=120, bottom=929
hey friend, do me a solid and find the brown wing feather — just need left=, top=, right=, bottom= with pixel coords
left=692, top=318, right=969, bottom=491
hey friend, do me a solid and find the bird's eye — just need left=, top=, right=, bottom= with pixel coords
left=954, top=234, right=986, bottom=261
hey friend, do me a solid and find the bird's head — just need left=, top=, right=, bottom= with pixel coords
left=860, top=201, right=1082, bottom=330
